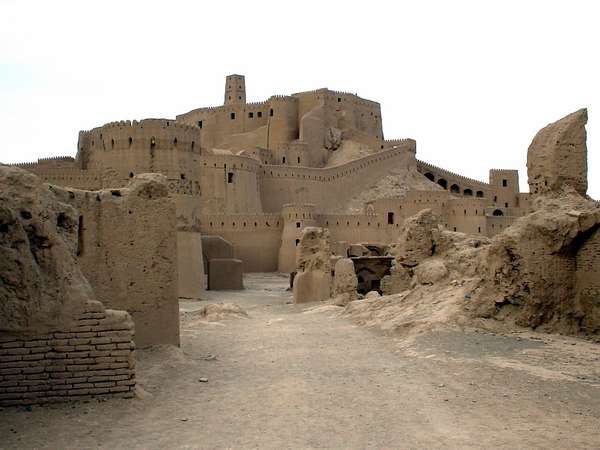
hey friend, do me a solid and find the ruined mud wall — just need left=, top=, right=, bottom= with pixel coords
left=52, top=174, right=179, bottom=347
left=0, top=166, right=136, bottom=405
left=0, top=300, right=135, bottom=406
left=469, top=109, right=599, bottom=335
left=473, top=195, right=600, bottom=334
left=527, top=109, right=588, bottom=196
left=576, top=227, right=600, bottom=333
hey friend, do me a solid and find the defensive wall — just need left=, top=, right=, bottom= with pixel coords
left=416, top=159, right=491, bottom=196
left=78, top=119, right=203, bottom=180
left=199, top=213, right=283, bottom=272
left=259, top=145, right=413, bottom=212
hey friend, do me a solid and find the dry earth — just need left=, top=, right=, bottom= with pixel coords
left=1, top=273, right=599, bottom=449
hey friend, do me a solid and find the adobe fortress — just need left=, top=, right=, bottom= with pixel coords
left=1, top=72, right=599, bottom=425
left=12, top=74, right=529, bottom=276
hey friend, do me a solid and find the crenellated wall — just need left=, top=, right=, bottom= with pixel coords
left=259, top=146, right=412, bottom=212
left=77, top=119, right=202, bottom=178
left=416, top=159, right=491, bottom=196
left=199, top=213, right=283, bottom=272
left=199, top=153, right=262, bottom=214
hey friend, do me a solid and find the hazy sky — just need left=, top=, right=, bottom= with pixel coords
left=1, top=0, right=598, bottom=197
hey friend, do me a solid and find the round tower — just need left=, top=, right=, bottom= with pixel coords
left=278, top=204, right=318, bottom=273
left=224, top=74, right=246, bottom=105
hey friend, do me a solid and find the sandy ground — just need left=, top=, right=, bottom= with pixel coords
left=1, top=273, right=599, bottom=449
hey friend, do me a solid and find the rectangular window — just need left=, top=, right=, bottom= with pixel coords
left=387, top=212, right=394, bottom=225
left=296, top=222, right=301, bottom=228
left=198, top=120, right=203, bottom=128
left=230, top=112, right=236, bottom=120
left=257, top=111, right=262, bottom=118
left=502, top=179, right=508, bottom=187
left=248, top=112, right=254, bottom=118
left=228, top=172, right=234, bottom=183
left=269, top=108, right=273, bottom=117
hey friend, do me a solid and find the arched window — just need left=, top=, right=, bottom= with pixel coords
left=437, top=178, right=448, bottom=189
left=464, top=188, right=473, bottom=196
left=493, top=209, right=504, bottom=216
left=476, top=190, right=484, bottom=198
left=424, top=172, right=435, bottom=182
left=450, top=184, right=460, bottom=194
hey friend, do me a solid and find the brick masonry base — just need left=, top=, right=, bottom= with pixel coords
left=0, top=300, right=136, bottom=406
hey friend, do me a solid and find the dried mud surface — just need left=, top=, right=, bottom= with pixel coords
left=1, top=273, right=599, bottom=449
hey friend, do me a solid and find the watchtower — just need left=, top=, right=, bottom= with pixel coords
left=224, top=74, right=246, bottom=105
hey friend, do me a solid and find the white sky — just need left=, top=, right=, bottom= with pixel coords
left=1, top=0, right=598, bottom=198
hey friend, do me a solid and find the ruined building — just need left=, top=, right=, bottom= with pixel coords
left=7, top=75, right=531, bottom=278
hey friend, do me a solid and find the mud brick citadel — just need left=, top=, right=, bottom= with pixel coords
left=2, top=74, right=598, bottom=408
left=10, top=75, right=530, bottom=276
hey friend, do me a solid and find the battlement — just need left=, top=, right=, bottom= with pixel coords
left=200, top=213, right=283, bottom=231
left=268, top=95, right=298, bottom=102
left=38, top=156, right=75, bottom=164
left=383, top=139, right=416, bottom=152
left=261, top=146, right=407, bottom=183
left=292, top=88, right=380, bottom=108
left=281, top=204, right=317, bottom=220
left=6, top=156, right=75, bottom=169
left=5, top=161, right=39, bottom=168
left=416, top=159, right=490, bottom=189
left=201, top=153, right=262, bottom=173
left=83, top=118, right=201, bottom=134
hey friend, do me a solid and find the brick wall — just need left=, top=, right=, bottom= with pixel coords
left=0, top=300, right=135, bottom=406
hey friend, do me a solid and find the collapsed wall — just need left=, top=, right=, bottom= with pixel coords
left=472, top=108, right=598, bottom=334
left=472, top=193, right=600, bottom=333
left=0, top=166, right=136, bottom=405
left=344, top=109, right=600, bottom=338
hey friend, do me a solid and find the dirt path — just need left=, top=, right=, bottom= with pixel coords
left=1, top=273, right=599, bottom=449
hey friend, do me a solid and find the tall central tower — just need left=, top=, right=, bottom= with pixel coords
left=224, top=74, right=246, bottom=105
